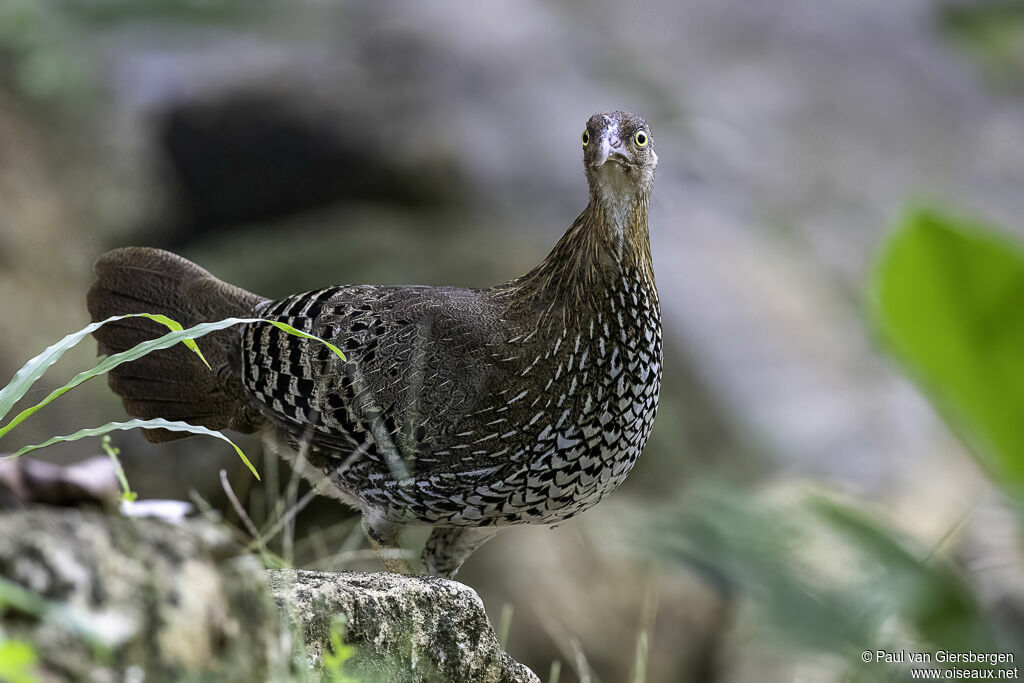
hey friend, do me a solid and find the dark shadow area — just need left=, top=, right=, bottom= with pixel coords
left=157, top=94, right=460, bottom=245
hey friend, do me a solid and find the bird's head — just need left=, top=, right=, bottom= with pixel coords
left=582, top=111, right=657, bottom=218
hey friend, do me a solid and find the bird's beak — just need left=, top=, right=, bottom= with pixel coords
left=596, top=131, right=629, bottom=168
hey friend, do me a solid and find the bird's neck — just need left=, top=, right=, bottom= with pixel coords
left=500, top=194, right=656, bottom=328
left=590, top=188, right=653, bottom=275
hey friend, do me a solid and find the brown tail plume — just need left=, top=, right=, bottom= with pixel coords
left=86, top=247, right=268, bottom=441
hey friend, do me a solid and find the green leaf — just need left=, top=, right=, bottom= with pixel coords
left=646, top=486, right=874, bottom=657
left=0, top=575, right=48, bottom=616
left=0, top=316, right=344, bottom=443
left=0, top=313, right=204, bottom=426
left=646, top=485, right=995, bottom=668
left=8, top=418, right=260, bottom=480
left=868, top=205, right=1024, bottom=490
left=254, top=319, right=346, bottom=362
left=809, top=496, right=992, bottom=652
left=0, top=640, right=39, bottom=683
left=140, top=313, right=208, bottom=362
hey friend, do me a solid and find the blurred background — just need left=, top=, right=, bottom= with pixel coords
left=3, top=1, right=1024, bottom=681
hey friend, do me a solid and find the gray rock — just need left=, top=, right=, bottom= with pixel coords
left=0, top=508, right=537, bottom=682
left=269, top=568, right=539, bottom=683
left=0, top=507, right=281, bottom=682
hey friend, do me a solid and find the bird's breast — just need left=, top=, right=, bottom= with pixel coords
left=461, top=271, right=662, bottom=525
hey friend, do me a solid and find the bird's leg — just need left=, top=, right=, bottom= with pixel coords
left=422, top=527, right=501, bottom=579
left=361, top=512, right=413, bottom=575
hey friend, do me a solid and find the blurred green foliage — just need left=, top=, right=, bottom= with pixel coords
left=0, top=639, right=39, bottom=683
left=0, top=0, right=251, bottom=101
left=651, top=204, right=1024, bottom=677
left=650, top=485, right=995, bottom=679
left=0, top=0, right=81, bottom=99
left=869, top=206, right=1024, bottom=495
left=939, top=1, right=1024, bottom=88
left=811, top=497, right=992, bottom=654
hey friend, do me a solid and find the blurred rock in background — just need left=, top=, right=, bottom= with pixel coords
left=2, top=0, right=1024, bottom=680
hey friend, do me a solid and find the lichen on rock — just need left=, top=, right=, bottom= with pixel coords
left=0, top=507, right=281, bottom=682
left=0, top=507, right=538, bottom=682
left=269, top=569, right=539, bottom=683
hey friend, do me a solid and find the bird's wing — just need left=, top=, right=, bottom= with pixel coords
left=239, top=284, right=512, bottom=477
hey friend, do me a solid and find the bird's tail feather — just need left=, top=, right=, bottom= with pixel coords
left=86, top=247, right=266, bottom=441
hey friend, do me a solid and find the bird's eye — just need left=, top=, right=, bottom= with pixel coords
left=633, top=130, right=649, bottom=148
left=581, top=130, right=590, bottom=147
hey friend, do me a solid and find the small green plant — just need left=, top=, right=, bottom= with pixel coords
left=0, top=637, right=39, bottom=683
left=0, top=313, right=345, bottom=480
left=99, top=435, right=136, bottom=502
left=321, top=615, right=360, bottom=683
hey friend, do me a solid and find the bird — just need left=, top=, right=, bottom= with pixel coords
left=87, top=110, right=662, bottom=578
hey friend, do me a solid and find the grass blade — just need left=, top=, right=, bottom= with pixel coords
left=0, top=575, right=111, bottom=655
left=0, top=313, right=203, bottom=424
left=0, top=317, right=345, bottom=442
left=7, top=418, right=260, bottom=480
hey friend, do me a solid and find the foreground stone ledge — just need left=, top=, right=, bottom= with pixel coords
left=0, top=507, right=538, bottom=682
left=269, top=568, right=539, bottom=683
left=0, top=507, right=280, bottom=682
